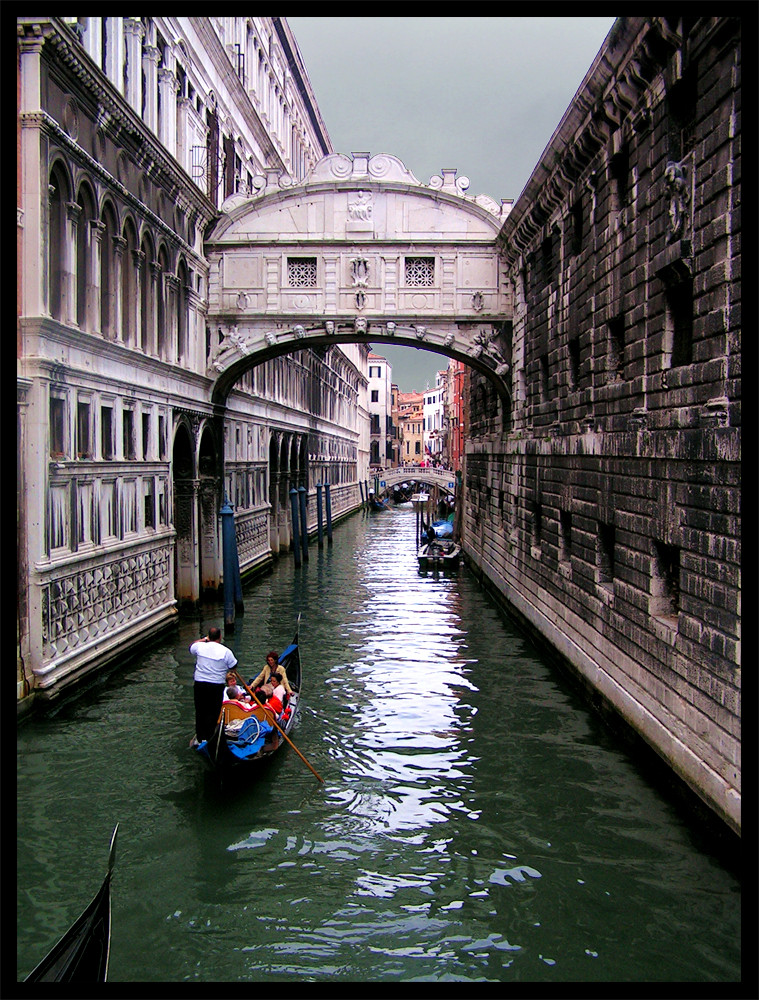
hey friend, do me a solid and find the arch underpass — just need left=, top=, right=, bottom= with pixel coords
left=204, top=151, right=513, bottom=410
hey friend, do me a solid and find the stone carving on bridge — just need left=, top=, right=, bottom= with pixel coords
left=293, top=325, right=306, bottom=339
left=348, top=194, right=373, bottom=222
left=350, top=257, right=370, bottom=287
left=414, top=325, right=428, bottom=341
left=472, top=290, right=484, bottom=312
left=384, top=322, right=396, bottom=336
left=354, top=317, right=368, bottom=334
left=469, top=328, right=511, bottom=376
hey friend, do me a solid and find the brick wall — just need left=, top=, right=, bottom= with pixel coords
left=464, top=17, right=741, bottom=834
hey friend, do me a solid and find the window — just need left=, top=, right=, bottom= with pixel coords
left=539, top=354, right=550, bottom=402
left=559, top=509, right=572, bottom=563
left=610, top=144, right=630, bottom=212
left=607, top=315, right=625, bottom=382
left=597, top=521, right=615, bottom=587
left=667, top=68, right=697, bottom=160
left=158, top=414, right=166, bottom=461
left=652, top=541, right=680, bottom=621
left=77, top=400, right=92, bottom=458
left=123, top=409, right=135, bottom=460
left=405, top=257, right=434, bottom=286
left=665, top=277, right=693, bottom=368
left=144, top=478, right=155, bottom=529
left=531, top=502, right=543, bottom=550
left=50, top=396, right=66, bottom=458
left=142, top=412, right=151, bottom=460
left=568, top=337, right=581, bottom=390
left=570, top=198, right=584, bottom=256
left=287, top=257, right=317, bottom=287
left=100, top=405, right=113, bottom=460
left=371, top=390, right=379, bottom=403
left=541, top=233, right=555, bottom=286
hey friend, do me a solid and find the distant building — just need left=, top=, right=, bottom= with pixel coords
left=367, top=353, right=395, bottom=468
left=397, top=391, right=424, bottom=464
left=423, top=373, right=447, bottom=464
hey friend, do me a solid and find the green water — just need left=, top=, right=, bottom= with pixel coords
left=17, top=506, right=741, bottom=983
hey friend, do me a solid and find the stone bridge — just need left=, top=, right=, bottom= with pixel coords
left=374, top=466, right=457, bottom=495
left=204, top=152, right=513, bottom=409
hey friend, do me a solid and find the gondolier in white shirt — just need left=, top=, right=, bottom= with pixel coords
left=190, top=626, right=238, bottom=743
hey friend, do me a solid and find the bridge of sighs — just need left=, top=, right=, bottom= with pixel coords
left=204, top=152, right=513, bottom=411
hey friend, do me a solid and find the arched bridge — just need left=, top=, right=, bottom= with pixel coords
left=204, top=152, right=513, bottom=410
left=375, top=466, right=457, bottom=494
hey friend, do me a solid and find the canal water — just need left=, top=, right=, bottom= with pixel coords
left=17, top=504, right=742, bottom=984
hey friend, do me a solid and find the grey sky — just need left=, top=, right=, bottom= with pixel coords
left=287, top=15, right=616, bottom=390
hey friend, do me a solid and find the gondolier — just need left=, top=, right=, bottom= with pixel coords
left=190, top=627, right=238, bottom=744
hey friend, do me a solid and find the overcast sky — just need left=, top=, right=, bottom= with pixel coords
left=287, top=15, right=616, bottom=391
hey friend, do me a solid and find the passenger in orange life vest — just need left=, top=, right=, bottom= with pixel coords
left=260, top=679, right=286, bottom=716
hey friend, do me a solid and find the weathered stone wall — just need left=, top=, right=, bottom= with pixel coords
left=464, top=16, right=741, bottom=834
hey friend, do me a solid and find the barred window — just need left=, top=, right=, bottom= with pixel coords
left=287, top=257, right=317, bottom=287
left=405, top=257, right=435, bottom=286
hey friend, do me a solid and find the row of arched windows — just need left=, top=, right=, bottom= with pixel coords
left=48, top=160, right=192, bottom=364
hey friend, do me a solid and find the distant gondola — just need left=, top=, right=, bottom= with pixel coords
left=24, top=824, right=118, bottom=983
left=368, top=491, right=389, bottom=511
left=192, top=622, right=302, bottom=776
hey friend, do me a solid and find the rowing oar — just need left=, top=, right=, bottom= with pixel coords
left=232, top=669, right=324, bottom=783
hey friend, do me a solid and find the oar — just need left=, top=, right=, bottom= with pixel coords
left=232, top=669, right=324, bottom=783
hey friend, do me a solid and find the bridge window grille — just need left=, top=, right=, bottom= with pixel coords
left=405, top=257, right=435, bottom=286
left=288, top=257, right=317, bottom=287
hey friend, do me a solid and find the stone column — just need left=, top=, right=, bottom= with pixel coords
left=165, top=273, right=179, bottom=363
left=158, top=66, right=178, bottom=155
left=150, top=260, right=161, bottom=358
left=123, top=18, right=144, bottom=115
left=142, top=45, right=159, bottom=134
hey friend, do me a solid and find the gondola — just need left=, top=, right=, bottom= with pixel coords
left=418, top=536, right=461, bottom=570
left=24, top=824, right=118, bottom=983
left=193, top=623, right=302, bottom=776
left=368, top=492, right=389, bottom=511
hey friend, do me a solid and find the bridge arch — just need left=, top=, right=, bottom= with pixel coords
left=204, top=152, right=514, bottom=412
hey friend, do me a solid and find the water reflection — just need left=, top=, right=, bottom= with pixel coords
left=17, top=504, right=741, bottom=983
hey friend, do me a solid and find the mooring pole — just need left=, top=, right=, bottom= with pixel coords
left=298, top=485, right=309, bottom=563
left=316, top=482, right=324, bottom=548
left=358, top=481, right=365, bottom=505
left=325, top=481, right=333, bottom=544
left=220, top=496, right=238, bottom=632
left=289, top=487, right=301, bottom=567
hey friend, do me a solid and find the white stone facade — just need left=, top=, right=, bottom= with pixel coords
left=16, top=16, right=363, bottom=702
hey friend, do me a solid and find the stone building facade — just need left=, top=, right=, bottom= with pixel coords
left=464, top=16, right=741, bottom=834
left=16, top=16, right=366, bottom=702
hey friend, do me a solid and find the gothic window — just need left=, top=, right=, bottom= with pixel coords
left=48, top=166, right=69, bottom=321
left=405, top=257, right=435, bottom=287
left=123, top=479, right=137, bottom=534
left=49, top=484, right=70, bottom=552
left=122, top=218, right=138, bottom=347
left=157, top=245, right=169, bottom=357
left=288, top=257, right=317, bottom=287
left=100, top=479, right=117, bottom=539
left=76, top=184, right=96, bottom=330
left=100, top=202, right=118, bottom=337
left=177, top=259, right=189, bottom=361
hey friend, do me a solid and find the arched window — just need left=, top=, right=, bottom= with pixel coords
left=140, top=232, right=154, bottom=355
left=122, top=218, right=138, bottom=347
left=100, top=202, right=118, bottom=336
left=75, top=183, right=96, bottom=330
left=176, top=259, right=189, bottom=362
left=48, top=165, right=70, bottom=320
left=157, top=245, right=169, bottom=358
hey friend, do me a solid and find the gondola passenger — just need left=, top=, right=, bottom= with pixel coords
left=248, top=650, right=292, bottom=698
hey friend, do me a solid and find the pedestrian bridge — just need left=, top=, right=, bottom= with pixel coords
left=374, top=466, right=457, bottom=494
left=204, top=152, right=513, bottom=410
